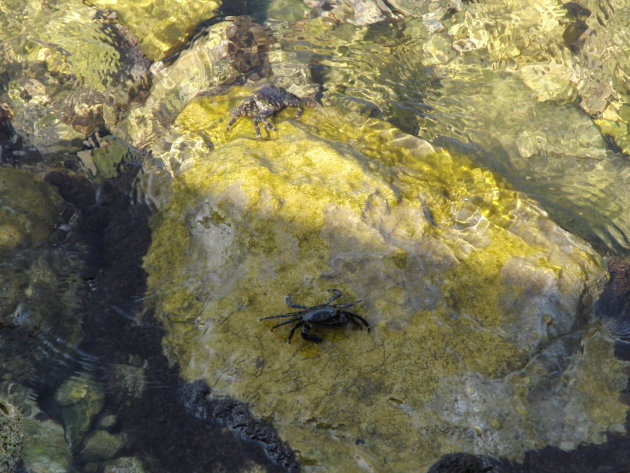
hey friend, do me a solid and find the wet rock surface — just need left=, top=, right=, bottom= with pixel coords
left=1, top=0, right=629, bottom=472
left=84, top=0, right=221, bottom=61
left=0, top=397, right=23, bottom=473
left=136, top=86, right=628, bottom=471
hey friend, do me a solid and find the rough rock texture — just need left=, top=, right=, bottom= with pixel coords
left=138, top=88, right=625, bottom=472
left=0, top=168, right=87, bottom=388
left=1, top=383, right=71, bottom=473
left=103, top=457, right=146, bottom=473
left=0, top=397, right=23, bottom=473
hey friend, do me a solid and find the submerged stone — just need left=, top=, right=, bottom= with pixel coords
left=1, top=0, right=152, bottom=159
left=80, top=430, right=125, bottom=462
left=140, top=88, right=626, bottom=472
left=22, top=414, right=70, bottom=473
left=2, top=383, right=71, bottom=473
left=0, top=398, right=23, bottom=473
left=103, top=457, right=146, bottom=473
left=84, top=0, right=221, bottom=61
left=0, top=168, right=61, bottom=250
left=55, top=373, right=105, bottom=448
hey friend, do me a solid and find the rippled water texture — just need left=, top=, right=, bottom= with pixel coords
left=273, top=0, right=630, bottom=255
left=1, top=0, right=630, bottom=472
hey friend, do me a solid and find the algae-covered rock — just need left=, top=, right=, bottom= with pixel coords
left=76, top=135, right=136, bottom=180
left=84, top=0, right=221, bottom=61
left=22, top=415, right=70, bottom=473
left=103, top=457, right=145, bottom=473
left=139, top=88, right=627, bottom=472
left=0, top=398, right=23, bottom=473
left=55, top=373, right=105, bottom=448
left=0, top=168, right=86, bottom=384
left=80, top=430, right=125, bottom=462
left=0, top=383, right=70, bottom=473
left=0, top=168, right=61, bottom=251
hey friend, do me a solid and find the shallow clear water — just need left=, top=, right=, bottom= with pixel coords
left=1, top=0, right=629, bottom=472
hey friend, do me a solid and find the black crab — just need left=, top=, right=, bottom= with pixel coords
left=259, top=289, right=370, bottom=343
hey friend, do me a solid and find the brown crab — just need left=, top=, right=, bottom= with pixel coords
left=226, top=85, right=303, bottom=139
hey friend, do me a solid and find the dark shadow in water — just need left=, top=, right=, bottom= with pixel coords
left=30, top=156, right=300, bottom=473
left=218, top=0, right=270, bottom=24
left=427, top=430, right=630, bottom=473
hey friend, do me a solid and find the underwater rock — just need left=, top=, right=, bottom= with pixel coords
left=0, top=397, right=23, bottom=473
left=0, top=168, right=60, bottom=250
left=106, top=362, right=147, bottom=403
left=0, top=103, right=41, bottom=166
left=119, top=15, right=317, bottom=150
left=84, top=0, right=221, bottom=61
left=305, top=0, right=394, bottom=25
left=224, top=16, right=273, bottom=81
left=22, top=414, right=70, bottom=473
left=0, top=383, right=71, bottom=473
left=76, top=134, right=136, bottom=180
left=119, top=17, right=249, bottom=147
left=0, top=0, right=152, bottom=157
left=55, top=373, right=105, bottom=448
left=103, top=457, right=146, bottom=473
left=0, top=168, right=88, bottom=392
left=597, top=257, right=630, bottom=339
left=80, top=430, right=125, bottom=462
left=137, top=87, right=626, bottom=472
left=0, top=166, right=78, bottom=337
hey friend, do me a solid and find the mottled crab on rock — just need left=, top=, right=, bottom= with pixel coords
left=226, top=85, right=303, bottom=139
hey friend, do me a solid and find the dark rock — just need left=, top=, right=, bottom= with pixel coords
left=597, top=257, right=630, bottom=339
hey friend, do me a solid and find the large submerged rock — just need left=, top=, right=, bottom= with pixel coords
left=84, top=0, right=221, bottom=60
left=139, top=88, right=627, bottom=472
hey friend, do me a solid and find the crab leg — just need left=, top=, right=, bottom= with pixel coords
left=226, top=115, right=239, bottom=131
left=346, top=312, right=370, bottom=328
left=285, top=294, right=307, bottom=309
left=335, top=300, right=361, bottom=309
left=287, top=320, right=305, bottom=342
left=253, top=119, right=263, bottom=139
left=270, top=317, right=302, bottom=331
left=325, top=288, right=343, bottom=304
left=301, top=323, right=322, bottom=343
left=259, top=310, right=303, bottom=320
left=347, top=316, right=364, bottom=329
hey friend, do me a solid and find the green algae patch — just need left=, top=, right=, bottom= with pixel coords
left=0, top=168, right=61, bottom=251
left=143, top=89, right=623, bottom=472
left=85, top=0, right=220, bottom=60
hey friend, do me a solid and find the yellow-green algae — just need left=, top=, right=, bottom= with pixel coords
left=143, top=89, right=625, bottom=472
left=84, top=0, right=220, bottom=60
left=0, top=168, right=61, bottom=251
